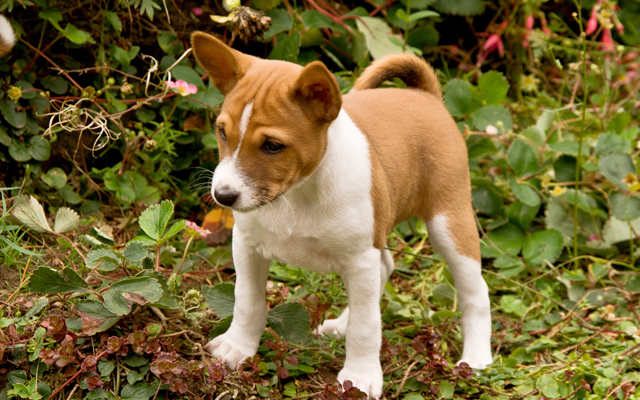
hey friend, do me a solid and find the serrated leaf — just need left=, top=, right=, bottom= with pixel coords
left=483, top=224, right=525, bottom=257
left=124, top=241, right=150, bottom=264
left=444, top=79, right=472, bottom=117
left=355, top=16, right=404, bottom=60
left=27, top=267, right=89, bottom=294
left=595, top=132, right=630, bottom=156
left=103, top=10, right=122, bottom=33
left=478, top=71, right=509, bottom=105
left=102, top=277, right=163, bottom=316
left=508, top=174, right=540, bottom=207
left=11, top=195, right=52, bottom=233
left=610, top=192, right=640, bottom=221
left=264, top=9, right=293, bottom=40
left=63, top=23, right=94, bottom=44
left=522, top=230, right=563, bottom=266
left=139, top=200, right=174, bottom=241
left=599, top=153, right=636, bottom=190
left=76, top=300, right=121, bottom=336
left=86, top=248, right=122, bottom=271
left=602, top=216, right=640, bottom=244
left=267, top=302, right=310, bottom=343
left=268, top=31, right=301, bottom=62
left=508, top=139, right=539, bottom=177
left=53, top=207, right=80, bottom=233
left=203, top=283, right=235, bottom=319
left=161, top=219, right=185, bottom=241
left=170, top=65, right=204, bottom=89
left=471, top=105, right=513, bottom=132
left=136, top=271, right=179, bottom=309
left=210, top=314, right=233, bottom=338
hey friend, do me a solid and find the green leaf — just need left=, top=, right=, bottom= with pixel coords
left=471, top=179, right=503, bottom=216
left=301, top=10, right=343, bottom=32
left=0, top=99, right=27, bottom=129
left=438, top=381, right=454, bottom=399
left=123, top=241, right=150, bottom=264
left=27, top=267, right=89, bottom=294
left=136, top=271, right=179, bottom=309
left=63, top=24, right=94, bottom=44
left=522, top=230, right=563, bottom=266
left=103, top=10, right=122, bottom=33
left=139, top=200, right=174, bottom=241
left=484, top=224, right=525, bottom=257
left=158, top=31, right=184, bottom=55
left=508, top=200, right=540, bottom=230
left=536, top=375, right=560, bottom=399
left=478, top=71, right=509, bottom=105
left=210, top=314, right=233, bottom=337
left=252, top=0, right=281, bottom=10
left=553, top=155, right=578, bottom=183
left=471, top=105, right=513, bottom=132
left=433, top=0, right=484, bottom=15
left=610, top=192, right=640, bottom=221
left=86, top=248, right=123, bottom=271
left=170, top=65, right=204, bottom=89
left=161, top=220, right=185, bottom=242
left=9, top=141, right=32, bottom=162
left=599, top=153, right=636, bottom=189
left=58, top=185, right=82, bottom=205
left=467, top=136, right=497, bottom=159
left=0, top=126, right=11, bottom=146
left=408, top=10, right=440, bottom=21
left=545, top=190, right=603, bottom=238
left=98, top=361, right=115, bottom=377
left=38, top=11, right=63, bottom=30
left=24, top=297, right=49, bottom=319
left=41, top=75, right=69, bottom=95
left=548, top=141, right=580, bottom=156
left=264, top=9, right=293, bottom=40
left=102, top=277, right=163, bottom=316
left=608, top=112, right=631, bottom=134
left=15, top=80, right=35, bottom=99
left=500, top=295, right=527, bottom=317
left=395, top=8, right=410, bottom=24
left=520, top=126, right=545, bottom=147
left=41, top=168, right=67, bottom=189
left=183, top=83, right=225, bottom=110
left=267, top=302, right=310, bottom=343
left=355, top=16, right=404, bottom=60
left=203, top=283, right=235, bottom=319
left=595, top=132, right=631, bottom=156
left=508, top=174, right=540, bottom=207
left=602, top=216, right=640, bottom=245
left=269, top=31, right=301, bottom=62
left=120, top=382, right=151, bottom=400
left=29, top=136, right=50, bottom=161
left=444, top=79, right=472, bottom=117
left=508, top=139, right=539, bottom=177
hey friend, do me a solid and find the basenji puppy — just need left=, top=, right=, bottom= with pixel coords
left=192, top=31, right=492, bottom=398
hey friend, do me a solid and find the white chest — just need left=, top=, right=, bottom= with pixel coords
left=232, top=110, right=375, bottom=273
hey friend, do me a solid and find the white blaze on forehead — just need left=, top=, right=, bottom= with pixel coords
left=239, top=100, right=254, bottom=141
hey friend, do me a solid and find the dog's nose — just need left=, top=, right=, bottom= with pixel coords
left=214, top=189, right=239, bottom=207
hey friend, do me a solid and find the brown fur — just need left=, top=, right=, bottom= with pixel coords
left=191, top=32, right=478, bottom=261
left=352, top=54, right=442, bottom=101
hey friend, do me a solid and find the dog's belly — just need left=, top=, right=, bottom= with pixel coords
left=255, top=234, right=342, bottom=273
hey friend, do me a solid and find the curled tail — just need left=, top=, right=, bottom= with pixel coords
left=352, top=53, right=442, bottom=101
left=0, top=15, right=15, bottom=58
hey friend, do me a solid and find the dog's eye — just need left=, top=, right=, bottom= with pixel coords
left=261, top=140, right=285, bottom=154
left=218, top=127, right=227, bottom=141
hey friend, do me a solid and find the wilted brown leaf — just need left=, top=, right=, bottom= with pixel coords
left=203, top=208, right=234, bottom=245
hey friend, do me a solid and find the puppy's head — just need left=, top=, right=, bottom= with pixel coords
left=191, top=32, right=342, bottom=211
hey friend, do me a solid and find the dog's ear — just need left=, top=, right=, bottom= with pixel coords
left=191, top=32, right=252, bottom=95
left=292, top=61, right=342, bottom=122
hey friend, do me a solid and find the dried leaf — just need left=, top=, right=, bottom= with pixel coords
left=54, top=207, right=80, bottom=233
left=11, top=195, right=52, bottom=233
left=203, top=208, right=234, bottom=245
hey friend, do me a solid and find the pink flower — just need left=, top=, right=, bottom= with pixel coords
left=588, top=234, right=600, bottom=242
left=585, top=7, right=598, bottom=35
left=184, top=220, right=210, bottom=238
left=165, top=80, right=198, bottom=96
left=192, top=8, right=203, bottom=16
left=601, top=28, right=614, bottom=52
left=525, top=15, right=534, bottom=31
left=483, top=34, right=504, bottom=57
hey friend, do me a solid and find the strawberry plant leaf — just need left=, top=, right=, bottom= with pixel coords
left=478, top=71, right=509, bottom=105
left=508, top=174, right=540, bottom=207
left=599, top=153, right=636, bottom=190
left=139, top=200, right=174, bottom=241
left=137, top=271, right=179, bottom=309
left=86, top=248, right=123, bottom=272
left=41, top=167, right=67, bottom=189
left=53, top=207, right=80, bottom=233
left=202, top=283, right=235, bottom=319
left=102, top=277, right=163, bottom=316
left=444, top=79, right=472, bottom=117
left=28, top=267, right=89, bottom=294
left=522, top=229, right=564, bottom=266
left=76, top=300, right=121, bottom=335
left=267, top=302, right=310, bottom=344
left=161, top=219, right=185, bottom=242
left=11, top=195, right=52, bottom=233
left=507, top=139, right=539, bottom=177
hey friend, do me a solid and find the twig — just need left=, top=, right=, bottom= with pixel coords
left=393, top=357, right=423, bottom=398
left=47, top=350, right=108, bottom=400
left=150, top=307, right=167, bottom=322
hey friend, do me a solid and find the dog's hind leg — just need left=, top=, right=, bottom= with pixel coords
left=425, top=211, right=493, bottom=369
left=316, top=248, right=394, bottom=337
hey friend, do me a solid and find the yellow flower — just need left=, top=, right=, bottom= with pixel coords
left=622, top=173, right=640, bottom=192
left=7, top=86, right=22, bottom=101
left=551, top=186, right=566, bottom=196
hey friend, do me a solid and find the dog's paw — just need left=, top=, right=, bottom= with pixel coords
left=316, top=308, right=349, bottom=338
left=204, top=333, right=257, bottom=370
left=337, top=364, right=383, bottom=399
left=457, top=354, right=492, bottom=370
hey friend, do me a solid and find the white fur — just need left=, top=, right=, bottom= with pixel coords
left=426, top=215, right=493, bottom=368
left=238, top=100, right=253, bottom=146
left=0, top=15, right=15, bottom=50
left=207, top=110, right=385, bottom=398
left=210, top=157, right=256, bottom=209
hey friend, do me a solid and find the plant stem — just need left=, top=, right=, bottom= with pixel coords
left=176, top=236, right=194, bottom=275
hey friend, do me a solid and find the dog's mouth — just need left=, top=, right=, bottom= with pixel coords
left=212, top=186, right=284, bottom=212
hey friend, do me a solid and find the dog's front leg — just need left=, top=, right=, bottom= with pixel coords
left=337, top=247, right=384, bottom=399
left=205, top=232, right=270, bottom=369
